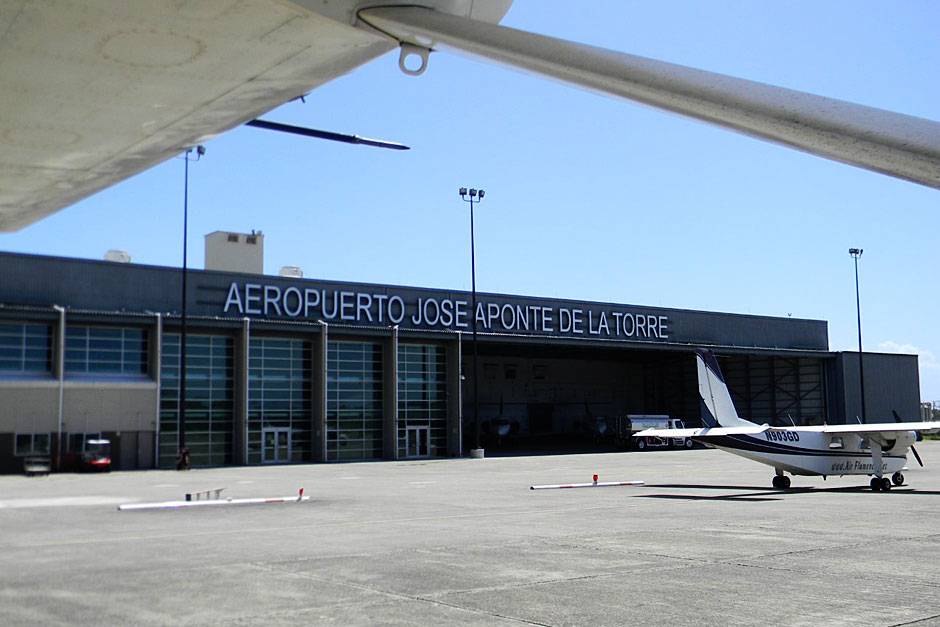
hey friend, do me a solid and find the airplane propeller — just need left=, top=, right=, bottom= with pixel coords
left=893, top=410, right=924, bottom=467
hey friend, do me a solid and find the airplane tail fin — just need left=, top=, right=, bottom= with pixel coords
left=695, top=349, right=755, bottom=428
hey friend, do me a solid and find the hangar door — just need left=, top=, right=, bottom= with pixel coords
left=720, top=354, right=827, bottom=426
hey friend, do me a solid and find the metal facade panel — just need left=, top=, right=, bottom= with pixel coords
left=839, top=352, right=921, bottom=423
left=0, top=251, right=828, bottom=351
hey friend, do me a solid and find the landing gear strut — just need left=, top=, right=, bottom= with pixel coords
left=870, top=476, right=892, bottom=491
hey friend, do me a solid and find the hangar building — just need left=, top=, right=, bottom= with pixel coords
left=0, top=248, right=921, bottom=473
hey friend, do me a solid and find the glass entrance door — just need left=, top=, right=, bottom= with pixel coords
left=263, top=428, right=291, bottom=464
left=405, top=426, right=430, bottom=458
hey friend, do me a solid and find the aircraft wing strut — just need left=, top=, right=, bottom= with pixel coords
left=361, top=6, right=940, bottom=190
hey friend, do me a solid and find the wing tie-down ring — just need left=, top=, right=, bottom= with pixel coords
left=398, top=42, right=430, bottom=76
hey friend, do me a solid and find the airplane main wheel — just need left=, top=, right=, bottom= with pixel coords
left=772, top=475, right=790, bottom=489
left=881, top=477, right=892, bottom=491
left=870, top=477, right=882, bottom=491
left=892, top=471, right=904, bottom=486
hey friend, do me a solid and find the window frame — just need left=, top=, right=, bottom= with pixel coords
left=14, top=432, right=51, bottom=456
left=0, top=322, right=53, bottom=375
left=64, top=325, right=149, bottom=377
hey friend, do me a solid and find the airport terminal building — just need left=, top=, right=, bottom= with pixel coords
left=0, top=246, right=921, bottom=473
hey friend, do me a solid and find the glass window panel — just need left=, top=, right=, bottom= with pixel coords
left=90, top=327, right=121, bottom=339
left=326, top=341, right=383, bottom=462
left=64, top=326, right=148, bottom=376
left=0, top=323, right=52, bottom=374
left=24, top=336, right=48, bottom=348
left=15, top=434, right=32, bottom=455
left=397, top=344, right=447, bottom=458
left=33, top=434, right=50, bottom=454
left=89, top=338, right=122, bottom=351
left=247, top=337, right=312, bottom=465
left=159, top=333, right=235, bottom=468
left=24, top=347, right=49, bottom=360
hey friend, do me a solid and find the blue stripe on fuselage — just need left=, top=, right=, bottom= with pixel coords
left=698, top=434, right=906, bottom=460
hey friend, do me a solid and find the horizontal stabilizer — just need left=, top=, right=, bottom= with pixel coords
left=635, top=425, right=768, bottom=439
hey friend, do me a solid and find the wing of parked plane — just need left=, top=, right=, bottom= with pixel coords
left=2, top=1, right=939, bottom=232
left=637, top=422, right=940, bottom=440
left=820, top=422, right=940, bottom=436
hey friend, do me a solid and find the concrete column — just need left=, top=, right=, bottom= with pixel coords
left=383, top=327, right=399, bottom=460
left=54, top=305, right=66, bottom=471
left=311, top=322, right=328, bottom=462
left=447, top=331, right=463, bottom=457
left=233, top=319, right=250, bottom=465
left=152, top=313, right=162, bottom=469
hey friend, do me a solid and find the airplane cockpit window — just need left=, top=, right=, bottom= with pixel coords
left=828, top=437, right=844, bottom=450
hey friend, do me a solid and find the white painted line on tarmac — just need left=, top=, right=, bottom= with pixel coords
left=119, top=488, right=308, bottom=511
left=0, top=496, right=136, bottom=509
left=119, top=495, right=309, bottom=511
left=531, top=480, right=645, bottom=490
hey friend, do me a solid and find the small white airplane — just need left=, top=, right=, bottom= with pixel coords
left=636, top=349, right=940, bottom=491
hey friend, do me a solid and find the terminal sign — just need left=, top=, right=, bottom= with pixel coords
left=222, top=282, right=670, bottom=340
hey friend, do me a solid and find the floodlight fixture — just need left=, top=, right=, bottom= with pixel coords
left=459, top=186, right=486, bottom=456
left=849, top=246, right=866, bottom=422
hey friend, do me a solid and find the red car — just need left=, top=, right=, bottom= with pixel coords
left=79, top=439, right=112, bottom=472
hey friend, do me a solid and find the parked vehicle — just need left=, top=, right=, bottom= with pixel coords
left=23, top=455, right=51, bottom=476
left=79, top=439, right=112, bottom=472
left=613, top=415, right=693, bottom=450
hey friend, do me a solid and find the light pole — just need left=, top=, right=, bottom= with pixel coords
left=849, top=247, right=866, bottom=423
left=178, top=145, right=204, bottom=470
left=459, top=187, right=484, bottom=457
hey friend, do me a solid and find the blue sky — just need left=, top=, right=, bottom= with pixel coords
left=1, top=0, right=938, bottom=400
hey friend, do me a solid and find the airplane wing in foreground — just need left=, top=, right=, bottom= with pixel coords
left=3, top=1, right=940, bottom=232
left=0, top=1, right=397, bottom=231
left=362, top=7, right=940, bottom=191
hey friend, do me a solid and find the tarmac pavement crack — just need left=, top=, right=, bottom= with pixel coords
left=716, top=532, right=940, bottom=565
left=248, top=561, right=556, bottom=626
left=888, top=614, right=940, bottom=627
left=246, top=549, right=748, bottom=625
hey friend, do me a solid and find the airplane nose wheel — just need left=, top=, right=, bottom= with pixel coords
left=772, top=475, right=790, bottom=489
left=871, top=477, right=893, bottom=491
left=891, top=471, right=904, bottom=486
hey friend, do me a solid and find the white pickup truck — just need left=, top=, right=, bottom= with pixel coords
left=613, top=415, right=694, bottom=450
